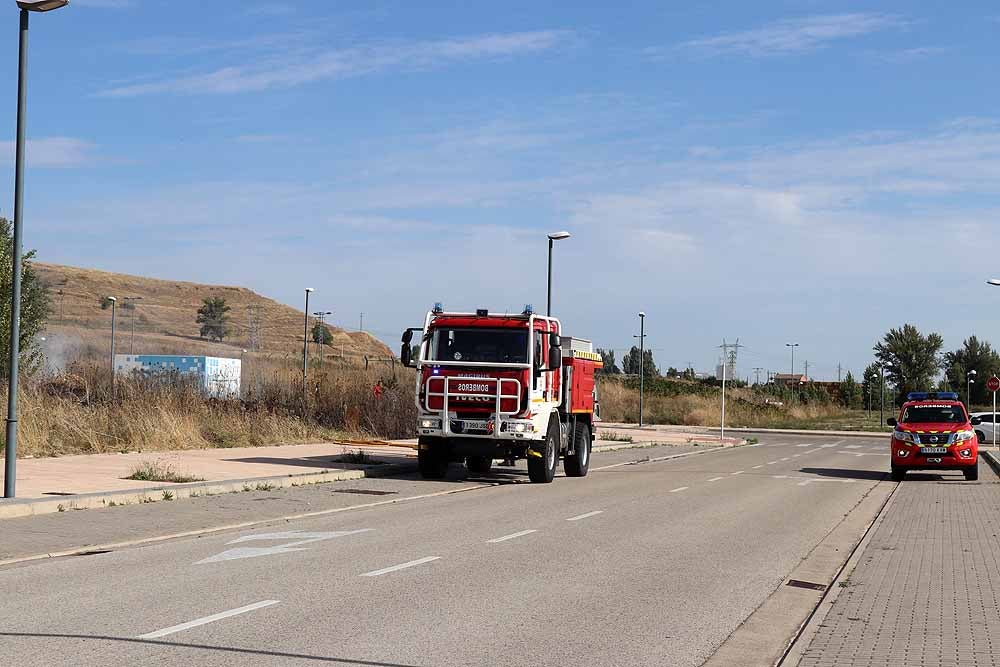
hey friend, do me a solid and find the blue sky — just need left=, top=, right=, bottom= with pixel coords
left=3, top=1, right=1000, bottom=380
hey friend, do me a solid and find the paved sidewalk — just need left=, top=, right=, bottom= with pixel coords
left=795, top=463, right=1000, bottom=666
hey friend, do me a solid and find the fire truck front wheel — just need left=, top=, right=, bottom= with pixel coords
left=418, top=438, right=449, bottom=479
left=528, top=419, right=559, bottom=483
left=564, top=423, right=591, bottom=478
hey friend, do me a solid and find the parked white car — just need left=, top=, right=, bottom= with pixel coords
left=970, top=412, right=1000, bottom=443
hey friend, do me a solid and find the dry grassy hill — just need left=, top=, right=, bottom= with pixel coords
left=34, top=263, right=392, bottom=367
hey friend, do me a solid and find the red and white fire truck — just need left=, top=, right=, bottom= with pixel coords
left=401, top=304, right=603, bottom=483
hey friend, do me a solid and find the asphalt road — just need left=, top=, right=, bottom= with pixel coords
left=0, top=434, right=910, bottom=666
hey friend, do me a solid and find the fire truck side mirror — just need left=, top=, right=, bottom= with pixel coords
left=400, top=343, right=412, bottom=367
left=549, top=346, right=562, bottom=370
left=886, top=417, right=897, bottom=427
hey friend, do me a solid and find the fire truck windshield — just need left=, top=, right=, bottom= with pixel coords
left=429, top=328, right=529, bottom=364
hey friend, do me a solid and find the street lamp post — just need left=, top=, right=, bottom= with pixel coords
left=312, top=310, right=331, bottom=361
left=634, top=312, right=646, bottom=427
left=546, top=231, right=571, bottom=317
left=302, top=288, right=314, bottom=384
left=124, top=296, right=142, bottom=355
left=880, top=364, right=885, bottom=426
left=967, top=369, right=977, bottom=411
left=4, top=0, right=71, bottom=500
left=108, top=296, right=117, bottom=394
left=785, top=343, right=799, bottom=378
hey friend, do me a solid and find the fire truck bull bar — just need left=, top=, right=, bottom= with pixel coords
left=423, top=376, right=523, bottom=437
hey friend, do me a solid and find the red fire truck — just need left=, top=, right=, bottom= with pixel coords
left=401, top=304, right=603, bottom=483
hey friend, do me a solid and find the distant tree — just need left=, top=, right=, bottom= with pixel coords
left=311, top=322, right=333, bottom=346
left=666, top=367, right=679, bottom=378
left=622, top=346, right=659, bottom=378
left=942, top=336, right=1000, bottom=408
left=196, top=296, right=231, bottom=342
left=874, top=324, right=944, bottom=405
left=862, top=363, right=883, bottom=410
left=682, top=367, right=696, bottom=381
left=0, top=218, right=50, bottom=378
left=841, top=371, right=862, bottom=409
left=596, top=348, right=621, bottom=375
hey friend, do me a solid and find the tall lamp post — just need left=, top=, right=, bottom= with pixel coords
left=124, top=296, right=143, bottom=355
left=302, top=288, right=314, bottom=384
left=312, top=310, right=331, bottom=361
left=546, top=231, right=571, bottom=316
left=4, top=0, right=71, bottom=500
left=967, top=369, right=977, bottom=411
left=634, top=312, right=646, bottom=427
left=108, top=296, right=117, bottom=393
left=785, top=343, right=799, bottom=378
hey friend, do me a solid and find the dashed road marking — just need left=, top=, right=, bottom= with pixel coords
left=137, top=600, right=280, bottom=639
left=844, top=445, right=862, bottom=449
left=767, top=461, right=778, bottom=465
left=780, top=457, right=790, bottom=461
left=752, top=465, right=763, bottom=469
left=361, top=556, right=441, bottom=577
left=567, top=511, right=603, bottom=522
left=708, top=476, right=725, bottom=482
left=488, top=530, right=537, bottom=544
left=669, top=486, right=689, bottom=493
left=731, top=470, right=745, bottom=475
left=792, top=454, right=801, bottom=458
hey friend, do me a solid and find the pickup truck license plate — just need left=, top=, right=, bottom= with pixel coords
left=920, top=447, right=948, bottom=454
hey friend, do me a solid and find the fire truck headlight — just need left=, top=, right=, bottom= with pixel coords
left=893, top=430, right=915, bottom=444
left=959, top=448, right=973, bottom=458
left=420, top=419, right=437, bottom=429
left=514, top=423, right=526, bottom=433
left=955, top=430, right=975, bottom=443
left=896, top=449, right=910, bottom=458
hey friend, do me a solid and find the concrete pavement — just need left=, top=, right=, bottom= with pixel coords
left=1, top=433, right=894, bottom=666
left=789, top=455, right=1000, bottom=667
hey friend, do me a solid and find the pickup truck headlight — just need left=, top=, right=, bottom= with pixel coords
left=955, top=430, right=975, bottom=443
left=893, top=430, right=915, bottom=444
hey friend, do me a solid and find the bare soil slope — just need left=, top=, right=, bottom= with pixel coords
left=34, top=263, right=391, bottom=364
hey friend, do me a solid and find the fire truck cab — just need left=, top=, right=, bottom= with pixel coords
left=401, top=304, right=602, bottom=483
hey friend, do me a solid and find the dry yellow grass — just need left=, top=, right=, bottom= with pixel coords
left=598, top=381, right=846, bottom=428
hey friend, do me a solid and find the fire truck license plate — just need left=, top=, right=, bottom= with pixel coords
left=919, top=447, right=948, bottom=454
left=462, top=420, right=490, bottom=431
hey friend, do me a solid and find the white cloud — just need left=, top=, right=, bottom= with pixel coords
left=98, top=30, right=573, bottom=97
left=0, top=137, right=95, bottom=168
left=673, top=13, right=905, bottom=57
left=880, top=46, right=948, bottom=63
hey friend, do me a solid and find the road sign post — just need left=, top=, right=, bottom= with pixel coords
left=989, top=375, right=1000, bottom=448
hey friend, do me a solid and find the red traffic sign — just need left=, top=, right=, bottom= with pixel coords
left=987, top=376, right=1000, bottom=393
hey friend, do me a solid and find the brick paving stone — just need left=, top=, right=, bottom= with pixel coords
left=798, top=468, right=1000, bottom=666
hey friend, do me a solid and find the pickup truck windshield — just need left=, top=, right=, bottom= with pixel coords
left=901, top=405, right=967, bottom=424
left=429, top=328, right=528, bottom=364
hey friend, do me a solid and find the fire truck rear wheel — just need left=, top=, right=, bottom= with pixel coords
left=466, top=455, right=493, bottom=475
left=528, top=419, right=559, bottom=483
left=418, top=441, right=449, bottom=479
left=564, top=423, right=591, bottom=477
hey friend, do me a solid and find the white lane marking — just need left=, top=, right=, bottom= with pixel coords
left=731, top=470, right=745, bottom=475
left=792, top=454, right=801, bottom=458
left=708, top=476, right=725, bottom=482
left=669, top=486, right=689, bottom=493
left=844, top=445, right=862, bottom=449
left=137, top=600, right=280, bottom=639
left=819, top=444, right=837, bottom=448
left=796, top=443, right=814, bottom=447
left=488, top=529, right=537, bottom=543
left=361, top=556, right=441, bottom=577
left=772, top=475, right=789, bottom=479
left=752, top=465, right=763, bottom=469
left=802, top=450, right=818, bottom=454
left=567, top=511, right=603, bottom=522
left=766, top=461, right=778, bottom=465
left=197, top=529, right=373, bottom=564
left=780, top=457, right=790, bottom=461
left=836, top=451, right=887, bottom=457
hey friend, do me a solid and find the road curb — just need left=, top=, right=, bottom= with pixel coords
left=0, top=462, right=416, bottom=520
left=778, top=480, right=902, bottom=666
left=981, top=450, right=1000, bottom=476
